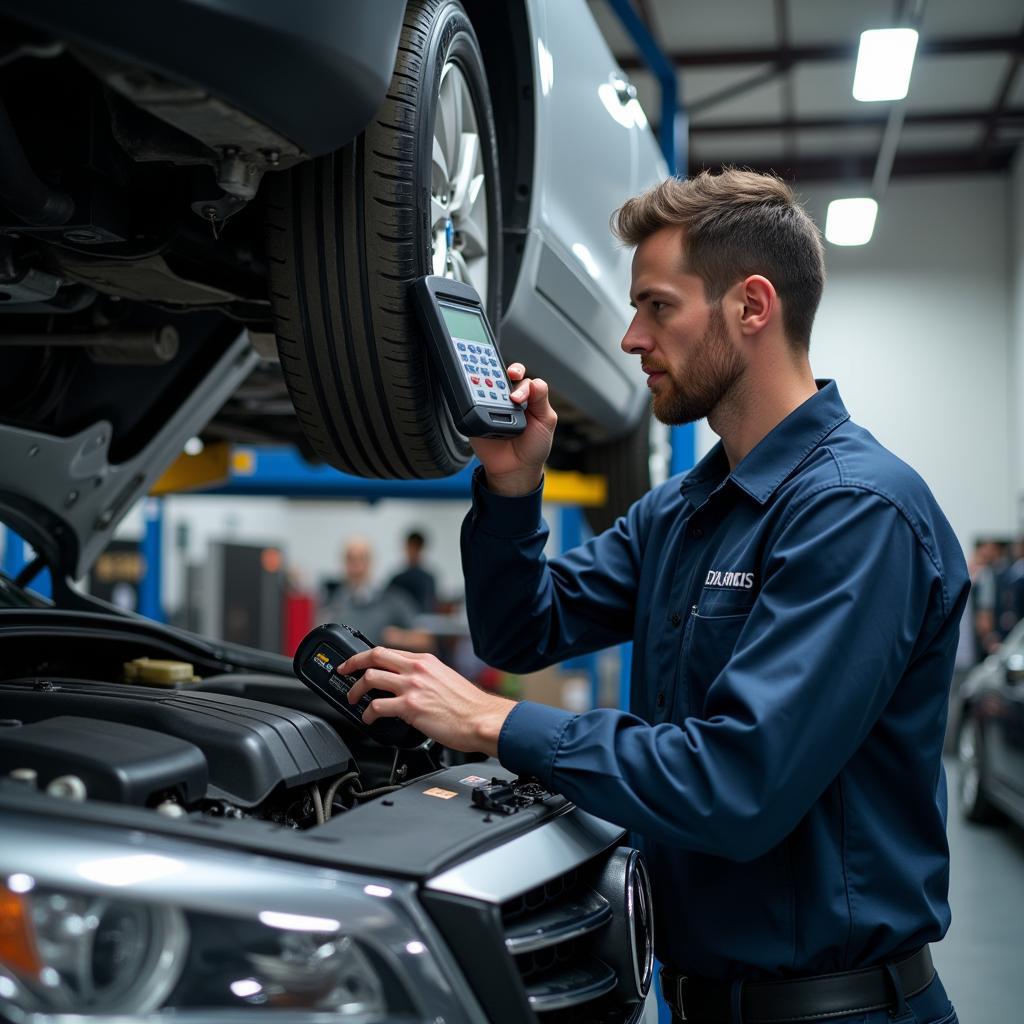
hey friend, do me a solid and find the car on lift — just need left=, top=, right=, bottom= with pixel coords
left=0, top=2, right=661, bottom=1021
left=956, top=617, right=1024, bottom=828
left=0, top=0, right=666, bottom=531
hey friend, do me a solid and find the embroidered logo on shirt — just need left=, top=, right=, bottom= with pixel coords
left=704, top=569, right=755, bottom=590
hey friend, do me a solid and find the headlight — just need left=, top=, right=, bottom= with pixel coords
left=0, top=884, right=389, bottom=1018
left=0, top=885, right=189, bottom=1015
left=0, top=816, right=461, bottom=1023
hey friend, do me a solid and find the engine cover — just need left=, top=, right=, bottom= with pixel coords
left=0, top=716, right=208, bottom=806
left=0, top=679, right=353, bottom=806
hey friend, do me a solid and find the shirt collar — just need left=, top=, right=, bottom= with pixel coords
left=679, top=380, right=850, bottom=507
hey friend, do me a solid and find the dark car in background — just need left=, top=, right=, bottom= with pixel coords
left=957, top=618, right=1024, bottom=827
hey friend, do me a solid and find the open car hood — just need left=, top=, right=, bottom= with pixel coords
left=0, top=330, right=257, bottom=582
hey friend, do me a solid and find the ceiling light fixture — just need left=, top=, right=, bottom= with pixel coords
left=824, top=198, right=878, bottom=246
left=852, top=28, right=919, bottom=102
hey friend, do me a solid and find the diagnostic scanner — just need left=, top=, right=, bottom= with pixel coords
left=411, top=276, right=527, bottom=438
left=293, top=623, right=427, bottom=749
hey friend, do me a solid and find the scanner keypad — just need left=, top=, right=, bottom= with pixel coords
left=456, top=340, right=514, bottom=407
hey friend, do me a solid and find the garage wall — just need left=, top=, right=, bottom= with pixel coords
left=696, top=173, right=1017, bottom=552
left=278, top=499, right=472, bottom=602
left=154, top=496, right=288, bottom=613
left=158, top=496, right=471, bottom=613
left=153, top=492, right=576, bottom=620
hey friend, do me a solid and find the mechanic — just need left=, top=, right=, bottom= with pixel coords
left=342, top=169, right=970, bottom=1024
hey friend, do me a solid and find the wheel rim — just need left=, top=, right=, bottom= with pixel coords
left=958, top=717, right=980, bottom=810
left=430, top=61, right=489, bottom=301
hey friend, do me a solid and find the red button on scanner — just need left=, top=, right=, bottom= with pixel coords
left=470, top=375, right=480, bottom=385
left=484, top=378, right=493, bottom=387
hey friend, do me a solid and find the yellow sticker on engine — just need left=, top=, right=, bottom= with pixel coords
left=423, top=787, right=458, bottom=800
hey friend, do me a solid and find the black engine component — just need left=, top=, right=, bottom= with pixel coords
left=0, top=715, right=207, bottom=806
left=470, top=777, right=558, bottom=816
left=0, top=97, right=74, bottom=226
left=0, top=679, right=352, bottom=806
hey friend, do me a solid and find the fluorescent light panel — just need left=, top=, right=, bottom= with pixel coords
left=825, top=198, right=878, bottom=246
left=853, top=28, right=919, bottom=102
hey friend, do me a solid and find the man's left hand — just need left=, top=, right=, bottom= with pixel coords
left=338, top=648, right=516, bottom=756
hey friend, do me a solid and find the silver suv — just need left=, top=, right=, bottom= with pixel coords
left=0, top=1, right=662, bottom=1020
left=0, top=0, right=665, bottom=528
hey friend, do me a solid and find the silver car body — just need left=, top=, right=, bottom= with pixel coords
left=504, top=0, right=668, bottom=438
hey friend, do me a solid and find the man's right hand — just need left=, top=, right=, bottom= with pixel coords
left=470, top=362, right=557, bottom=496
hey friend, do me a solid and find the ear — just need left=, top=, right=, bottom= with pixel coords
left=737, top=275, right=776, bottom=336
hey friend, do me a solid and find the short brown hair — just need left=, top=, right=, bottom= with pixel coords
left=613, top=168, right=825, bottom=349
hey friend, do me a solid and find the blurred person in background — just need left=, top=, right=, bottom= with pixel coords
left=971, top=538, right=1009, bottom=658
left=388, top=529, right=438, bottom=613
left=997, top=537, right=1024, bottom=637
left=321, top=536, right=434, bottom=652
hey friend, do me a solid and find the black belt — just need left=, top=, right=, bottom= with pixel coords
left=661, top=946, right=934, bottom=1023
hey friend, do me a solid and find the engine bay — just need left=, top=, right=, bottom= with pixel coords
left=0, top=608, right=574, bottom=883
left=0, top=662, right=444, bottom=830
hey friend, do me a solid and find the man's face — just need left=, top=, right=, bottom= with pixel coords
left=976, top=541, right=998, bottom=566
left=343, top=542, right=371, bottom=587
left=621, top=226, right=745, bottom=425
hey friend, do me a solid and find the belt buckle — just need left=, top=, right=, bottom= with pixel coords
left=674, top=975, right=688, bottom=1021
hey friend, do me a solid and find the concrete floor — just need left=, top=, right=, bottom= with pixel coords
left=932, top=758, right=1024, bottom=1024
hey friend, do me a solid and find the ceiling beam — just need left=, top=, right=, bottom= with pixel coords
left=977, top=19, right=1024, bottom=158
left=617, top=33, right=1021, bottom=70
left=675, top=108, right=1024, bottom=135
left=689, top=147, right=1017, bottom=182
left=688, top=65, right=785, bottom=115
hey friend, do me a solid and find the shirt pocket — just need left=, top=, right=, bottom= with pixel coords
left=684, top=608, right=751, bottom=715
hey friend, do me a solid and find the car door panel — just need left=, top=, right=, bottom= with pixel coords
left=501, top=0, right=664, bottom=435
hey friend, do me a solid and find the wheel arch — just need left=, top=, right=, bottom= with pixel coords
left=463, top=0, right=536, bottom=318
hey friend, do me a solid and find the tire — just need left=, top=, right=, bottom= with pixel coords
left=582, top=409, right=653, bottom=534
left=266, top=0, right=502, bottom=478
left=957, top=713, right=1002, bottom=824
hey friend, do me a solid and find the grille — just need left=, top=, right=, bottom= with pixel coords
left=422, top=818, right=652, bottom=1024
left=503, top=874, right=616, bottom=1016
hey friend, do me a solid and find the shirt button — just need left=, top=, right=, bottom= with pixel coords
left=656, top=692, right=666, bottom=708
left=670, top=612, right=682, bottom=627
left=690, top=525, right=704, bottom=538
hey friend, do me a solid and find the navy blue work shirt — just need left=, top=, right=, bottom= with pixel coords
left=461, top=381, right=970, bottom=981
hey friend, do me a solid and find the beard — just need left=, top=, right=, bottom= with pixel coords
left=650, top=303, right=745, bottom=426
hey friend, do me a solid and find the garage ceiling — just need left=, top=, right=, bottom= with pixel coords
left=587, top=0, right=1024, bottom=181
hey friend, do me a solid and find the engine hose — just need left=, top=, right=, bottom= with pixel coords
left=0, top=99, right=74, bottom=226
left=350, top=783, right=403, bottom=801
left=310, top=783, right=325, bottom=825
left=323, top=770, right=360, bottom=821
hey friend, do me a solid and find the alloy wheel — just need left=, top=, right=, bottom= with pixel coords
left=958, top=716, right=981, bottom=811
left=430, top=61, right=489, bottom=301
